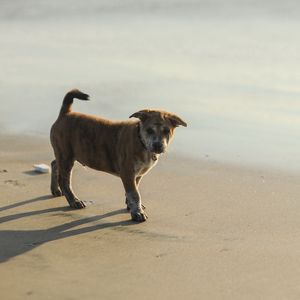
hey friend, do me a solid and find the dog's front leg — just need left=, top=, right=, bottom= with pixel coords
left=121, top=175, right=148, bottom=222
left=125, top=176, right=146, bottom=211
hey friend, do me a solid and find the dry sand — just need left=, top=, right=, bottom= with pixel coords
left=1, top=133, right=300, bottom=300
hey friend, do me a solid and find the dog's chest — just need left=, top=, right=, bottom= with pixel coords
left=134, top=154, right=158, bottom=176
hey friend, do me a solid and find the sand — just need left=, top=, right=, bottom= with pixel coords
left=1, top=1, right=300, bottom=298
left=0, top=133, right=300, bottom=300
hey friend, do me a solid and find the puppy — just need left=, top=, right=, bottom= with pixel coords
left=50, top=89, right=187, bottom=222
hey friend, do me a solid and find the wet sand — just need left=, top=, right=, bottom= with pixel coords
left=1, top=134, right=300, bottom=299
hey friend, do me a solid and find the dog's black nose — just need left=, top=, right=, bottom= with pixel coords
left=153, top=142, right=163, bottom=153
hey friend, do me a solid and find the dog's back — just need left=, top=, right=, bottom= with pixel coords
left=50, top=89, right=138, bottom=174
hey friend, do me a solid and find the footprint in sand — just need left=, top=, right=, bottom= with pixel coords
left=4, top=179, right=25, bottom=187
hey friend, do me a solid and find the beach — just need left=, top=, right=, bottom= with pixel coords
left=1, top=134, right=300, bottom=299
left=1, top=0, right=300, bottom=299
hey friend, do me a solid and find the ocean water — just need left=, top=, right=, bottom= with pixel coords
left=1, top=0, right=300, bottom=172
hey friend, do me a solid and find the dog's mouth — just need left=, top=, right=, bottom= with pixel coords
left=151, top=143, right=165, bottom=154
left=153, top=149, right=164, bottom=154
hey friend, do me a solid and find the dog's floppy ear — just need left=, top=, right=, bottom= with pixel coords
left=129, top=109, right=151, bottom=122
left=166, top=114, right=187, bottom=127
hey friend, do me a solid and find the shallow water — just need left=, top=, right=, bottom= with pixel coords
left=1, top=0, right=300, bottom=172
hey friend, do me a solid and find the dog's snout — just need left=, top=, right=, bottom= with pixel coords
left=153, top=142, right=164, bottom=153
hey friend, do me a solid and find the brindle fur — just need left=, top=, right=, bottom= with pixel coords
left=50, top=89, right=187, bottom=222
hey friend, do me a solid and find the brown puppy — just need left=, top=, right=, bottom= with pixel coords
left=50, top=89, right=187, bottom=222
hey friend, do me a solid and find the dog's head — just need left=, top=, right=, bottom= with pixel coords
left=130, top=109, right=187, bottom=154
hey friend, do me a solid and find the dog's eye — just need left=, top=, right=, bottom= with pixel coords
left=163, top=128, right=170, bottom=135
left=146, top=128, right=154, bottom=135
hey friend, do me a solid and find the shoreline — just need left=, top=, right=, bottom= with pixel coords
left=1, top=131, right=299, bottom=177
left=1, top=133, right=300, bottom=299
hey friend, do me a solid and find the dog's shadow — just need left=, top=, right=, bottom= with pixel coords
left=0, top=195, right=134, bottom=263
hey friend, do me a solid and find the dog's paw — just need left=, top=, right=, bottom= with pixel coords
left=126, top=202, right=146, bottom=211
left=69, top=200, right=86, bottom=209
left=131, top=211, right=148, bottom=222
left=51, top=189, right=62, bottom=197
left=126, top=204, right=146, bottom=211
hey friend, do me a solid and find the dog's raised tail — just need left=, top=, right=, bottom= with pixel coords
left=59, top=89, right=90, bottom=116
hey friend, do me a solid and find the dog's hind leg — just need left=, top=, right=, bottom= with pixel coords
left=51, top=160, right=63, bottom=196
left=57, top=158, right=86, bottom=209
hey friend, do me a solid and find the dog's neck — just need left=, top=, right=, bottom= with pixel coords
left=137, top=123, right=158, bottom=161
left=137, top=123, right=147, bottom=150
